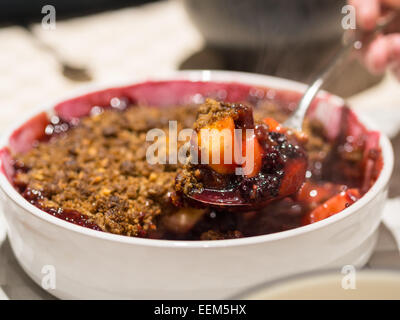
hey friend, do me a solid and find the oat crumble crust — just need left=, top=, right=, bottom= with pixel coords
left=14, top=105, right=197, bottom=237
left=12, top=99, right=332, bottom=239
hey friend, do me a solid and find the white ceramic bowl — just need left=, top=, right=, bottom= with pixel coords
left=0, top=71, right=394, bottom=299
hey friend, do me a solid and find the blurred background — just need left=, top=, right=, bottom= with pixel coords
left=0, top=0, right=383, bottom=94
left=0, top=0, right=397, bottom=124
left=1, top=0, right=400, bottom=148
left=0, top=0, right=400, bottom=299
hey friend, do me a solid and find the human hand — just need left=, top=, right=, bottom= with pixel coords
left=349, top=0, right=400, bottom=79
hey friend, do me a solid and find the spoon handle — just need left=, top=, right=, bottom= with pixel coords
left=284, top=11, right=399, bottom=132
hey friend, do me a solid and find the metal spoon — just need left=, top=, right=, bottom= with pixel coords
left=284, top=11, right=399, bottom=132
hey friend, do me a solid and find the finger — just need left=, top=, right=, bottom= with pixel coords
left=363, top=34, right=400, bottom=74
left=349, top=0, right=381, bottom=30
left=364, top=35, right=390, bottom=74
left=387, top=34, right=400, bottom=60
left=386, top=34, right=400, bottom=79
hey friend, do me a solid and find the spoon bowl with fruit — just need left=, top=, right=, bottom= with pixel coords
left=175, top=99, right=308, bottom=210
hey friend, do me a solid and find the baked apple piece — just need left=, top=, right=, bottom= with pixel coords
left=175, top=99, right=308, bottom=210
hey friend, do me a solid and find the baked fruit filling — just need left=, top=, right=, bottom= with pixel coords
left=175, top=99, right=308, bottom=208
left=8, top=86, right=382, bottom=240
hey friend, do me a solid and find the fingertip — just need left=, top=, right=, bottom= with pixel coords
left=388, top=34, right=400, bottom=58
left=365, top=37, right=390, bottom=74
left=356, top=0, right=380, bottom=30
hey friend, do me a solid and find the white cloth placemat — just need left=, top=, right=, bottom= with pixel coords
left=0, top=288, right=9, bottom=300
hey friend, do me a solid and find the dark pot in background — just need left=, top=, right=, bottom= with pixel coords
left=181, top=0, right=382, bottom=98
left=183, top=0, right=346, bottom=50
